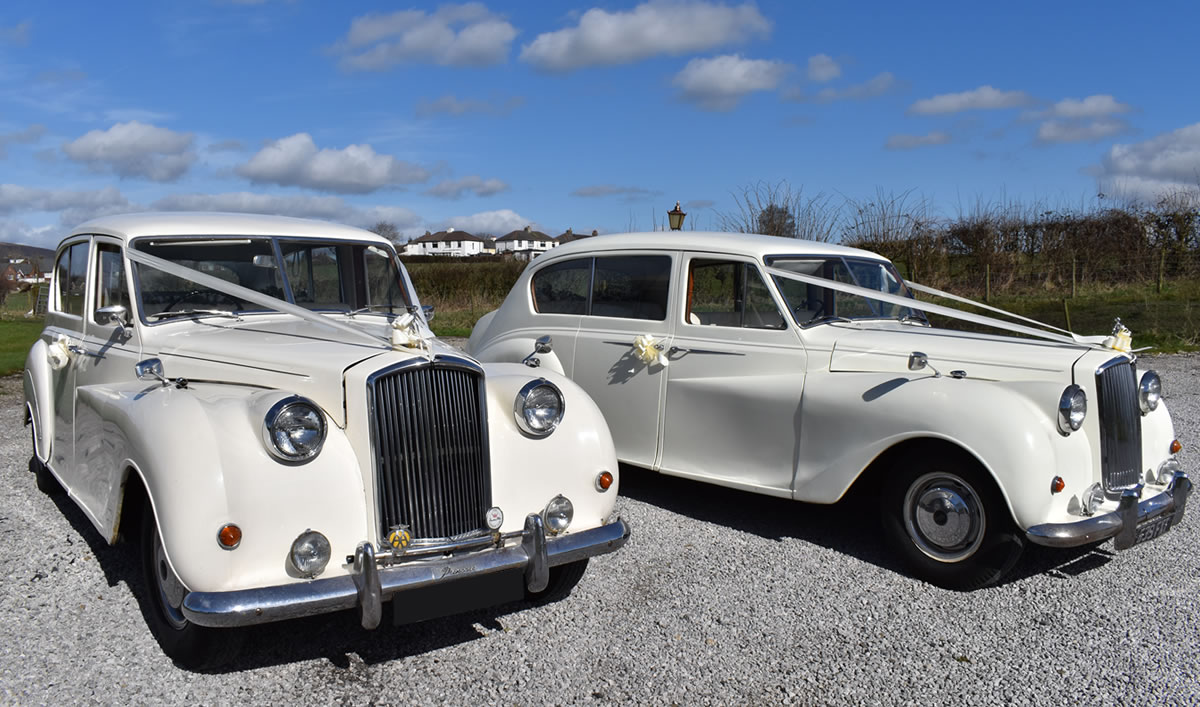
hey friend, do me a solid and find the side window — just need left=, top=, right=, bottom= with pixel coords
left=686, top=259, right=784, bottom=329
left=283, top=245, right=343, bottom=307
left=591, top=255, right=671, bottom=321
left=532, top=258, right=591, bottom=314
left=54, top=241, right=89, bottom=316
left=93, top=243, right=130, bottom=324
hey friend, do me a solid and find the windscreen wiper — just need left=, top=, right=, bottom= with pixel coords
left=147, top=309, right=243, bottom=321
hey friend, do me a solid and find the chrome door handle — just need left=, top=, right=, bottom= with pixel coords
left=668, top=346, right=744, bottom=357
left=68, top=345, right=102, bottom=358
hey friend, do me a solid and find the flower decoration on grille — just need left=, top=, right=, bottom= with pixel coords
left=632, top=334, right=669, bottom=367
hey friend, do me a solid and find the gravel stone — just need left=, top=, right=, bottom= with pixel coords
left=1, top=353, right=1197, bottom=704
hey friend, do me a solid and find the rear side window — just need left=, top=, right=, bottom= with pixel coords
left=532, top=258, right=590, bottom=314
left=591, top=255, right=671, bottom=321
left=54, top=241, right=89, bottom=316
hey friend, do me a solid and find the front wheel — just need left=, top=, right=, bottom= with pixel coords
left=882, top=458, right=1024, bottom=591
left=29, top=424, right=61, bottom=496
left=525, top=559, right=589, bottom=604
left=140, top=508, right=244, bottom=669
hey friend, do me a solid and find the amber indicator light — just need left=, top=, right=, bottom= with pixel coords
left=596, top=471, right=614, bottom=491
left=1050, top=476, right=1065, bottom=494
left=218, top=524, right=242, bottom=549
left=1171, top=439, right=1182, bottom=454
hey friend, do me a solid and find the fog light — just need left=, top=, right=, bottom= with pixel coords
left=1157, top=459, right=1183, bottom=485
left=486, top=506, right=504, bottom=530
left=596, top=471, right=614, bottom=492
left=1082, top=483, right=1105, bottom=516
left=290, top=530, right=331, bottom=578
left=542, top=495, right=573, bottom=535
left=217, top=524, right=242, bottom=550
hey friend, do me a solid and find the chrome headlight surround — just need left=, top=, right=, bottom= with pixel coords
left=1138, top=370, right=1161, bottom=414
left=289, top=529, right=331, bottom=578
left=1057, top=384, right=1087, bottom=435
left=513, top=378, right=565, bottom=437
left=542, top=495, right=574, bottom=535
left=262, top=395, right=327, bottom=463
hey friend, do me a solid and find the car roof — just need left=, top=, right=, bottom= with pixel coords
left=67, top=212, right=386, bottom=245
left=538, top=231, right=889, bottom=263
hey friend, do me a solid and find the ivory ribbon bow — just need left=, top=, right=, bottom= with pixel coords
left=46, top=334, right=71, bottom=370
left=390, top=313, right=430, bottom=355
left=632, top=334, right=669, bottom=367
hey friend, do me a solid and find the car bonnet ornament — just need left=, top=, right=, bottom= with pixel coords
left=1103, top=317, right=1133, bottom=353
left=390, top=309, right=431, bottom=355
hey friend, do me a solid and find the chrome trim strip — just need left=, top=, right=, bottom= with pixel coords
left=181, top=517, right=631, bottom=628
left=1095, top=355, right=1133, bottom=375
left=1026, top=471, right=1191, bottom=549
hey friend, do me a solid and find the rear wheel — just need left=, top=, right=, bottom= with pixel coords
left=882, top=456, right=1024, bottom=590
left=140, top=508, right=244, bottom=669
left=526, top=559, right=589, bottom=604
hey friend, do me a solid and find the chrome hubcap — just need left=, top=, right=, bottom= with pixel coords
left=903, top=472, right=985, bottom=563
left=153, top=530, right=189, bottom=629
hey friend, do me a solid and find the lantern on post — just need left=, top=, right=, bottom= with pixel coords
left=668, top=201, right=686, bottom=231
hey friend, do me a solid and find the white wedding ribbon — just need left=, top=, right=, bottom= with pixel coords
left=632, top=334, right=669, bottom=367
left=47, top=334, right=71, bottom=370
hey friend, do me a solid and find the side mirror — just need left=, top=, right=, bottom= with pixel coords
left=907, top=352, right=928, bottom=371
left=135, top=358, right=166, bottom=384
left=421, top=304, right=435, bottom=322
left=534, top=335, right=553, bottom=354
left=97, top=304, right=129, bottom=326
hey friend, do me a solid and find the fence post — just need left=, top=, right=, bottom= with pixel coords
left=1158, top=248, right=1166, bottom=294
left=1062, top=298, right=1072, bottom=332
left=985, top=263, right=990, bottom=303
left=1071, top=257, right=1076, bottom=299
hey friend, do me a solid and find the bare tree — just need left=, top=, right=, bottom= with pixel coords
left=716, top=180, right=840, bottom=241
left=369, top=221, right=401, bottom=244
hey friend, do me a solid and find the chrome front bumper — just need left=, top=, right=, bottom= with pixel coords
left=182, top=515, right=630, bottom=629
left=1026, top=471, right=1191, bottom=549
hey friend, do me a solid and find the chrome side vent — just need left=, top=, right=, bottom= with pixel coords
left=1095, top=358, right=1142, bottom=492
left=368, top=358, right=491, bottom=541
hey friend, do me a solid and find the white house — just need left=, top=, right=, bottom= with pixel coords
left=402, top=229, right=486, bottom=257
left=497, top=226, right=557, bottom=259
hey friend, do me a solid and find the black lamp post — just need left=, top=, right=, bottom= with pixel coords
left=668, top=201, right=686, bottom=231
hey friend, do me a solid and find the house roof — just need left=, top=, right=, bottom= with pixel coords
left=410, top=229, right=482, bottom=243
left=498, top=225, right=552, bottom=242
left=556, top=228, right=598, bottom=243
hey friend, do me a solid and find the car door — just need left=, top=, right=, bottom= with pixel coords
left=73, top=238, right=141, bottom=520
left=658, top=254, right=806, bottom=496
left=569, top=253, right=677, bottom=469
left=42, top=239, right=91, bottom=480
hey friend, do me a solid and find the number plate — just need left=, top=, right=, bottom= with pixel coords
left=1133, top=514, right=1173, bottom=545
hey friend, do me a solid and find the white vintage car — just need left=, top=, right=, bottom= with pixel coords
left=24, top=212, right=628, bottom=669
left=468, top=231, right=1191, bottom=590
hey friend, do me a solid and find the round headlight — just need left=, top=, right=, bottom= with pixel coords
left=289, top=530, right=331, bottom=578
left=1082, top=482, right=1105, bottom=516
left=263, top=396, right=327, bottom=463
left=514, top=379, right=565, bottom=437
left=1138, top=370, right=1161, bottom=414
left=543, top=495, right=573, bottom=535
left=1057, top=384, right=1087, bottom=435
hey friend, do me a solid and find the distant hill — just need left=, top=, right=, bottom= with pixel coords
left=0, top=243, right=54, bottom=273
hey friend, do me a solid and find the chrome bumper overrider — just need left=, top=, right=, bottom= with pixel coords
left=181, top=515, right=630, bottom=629
left=1026, top=470, right=1192, bottom=549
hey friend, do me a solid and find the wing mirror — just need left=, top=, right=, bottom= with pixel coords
left=523, top=335, right=553, bottom=368
left=908, top=351, right=941, bottom=378
left=135, top=358, right=188, bottom=389
left=421, top=304, right=435, bottom=322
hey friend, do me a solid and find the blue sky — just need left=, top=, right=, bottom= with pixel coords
left=2, top=1, right=1199, bottom=249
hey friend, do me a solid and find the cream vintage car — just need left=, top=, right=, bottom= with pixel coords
left=468, top=231, right=1190, bottom=590
left=23, top=212, right=628, bottom=669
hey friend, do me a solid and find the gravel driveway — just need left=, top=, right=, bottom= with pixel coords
left=2, top=354, right=1197, bottom=705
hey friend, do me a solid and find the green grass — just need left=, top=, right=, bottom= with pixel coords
left=0, top=319, right=42, bottom=376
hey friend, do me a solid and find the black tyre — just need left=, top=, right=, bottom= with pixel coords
left=29, top=425, right=62, bottom=496
left=526, top=559, right=589, bottom=604
left=882, top=456, right=1024, bottom=591
left=140, top=508, right=244, bottom=670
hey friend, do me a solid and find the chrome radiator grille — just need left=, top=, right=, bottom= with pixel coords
left=368, top=359, right=491, bottom=541
left=1095, top=358, right=1142, bottom=491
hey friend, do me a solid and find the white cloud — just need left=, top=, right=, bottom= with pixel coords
left=885, top=131, right=951, bottom=150
left=1, top=20, right=31, bottom=46
left=150, top=191, right=423, bottom=231
left=808, top=72, right=897, bottom=103
left=0, top=124, right=46, bottom=157
left=1048, top=94, right=1131, bottom=119
left=908, top=85, right=1033, bottom=115
left=674, top=54, right=790, bottom=111
left=236, top=133, right=430, bottom=194
left=414, top=94, right=524, bottom=118
left=0, top=184, right=135, bottom=227
left=0, top=219, right=59, bottom=248
left=520, top=1, right=769, bottom=72
left=61, top=121, right=196, bottom=181
left=571, top=184, right=663, bottom=201
left=1095, top=122, right=1200, bottom=200
left=425, top=175, right=509, bottom=199
left=806, top=54, right=840, bottom=82
left=332, top=4, right=517, bottom=70
left=1036, top=118, right=1130, bottom=144
left=441, top=209, right=537, bottom=237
